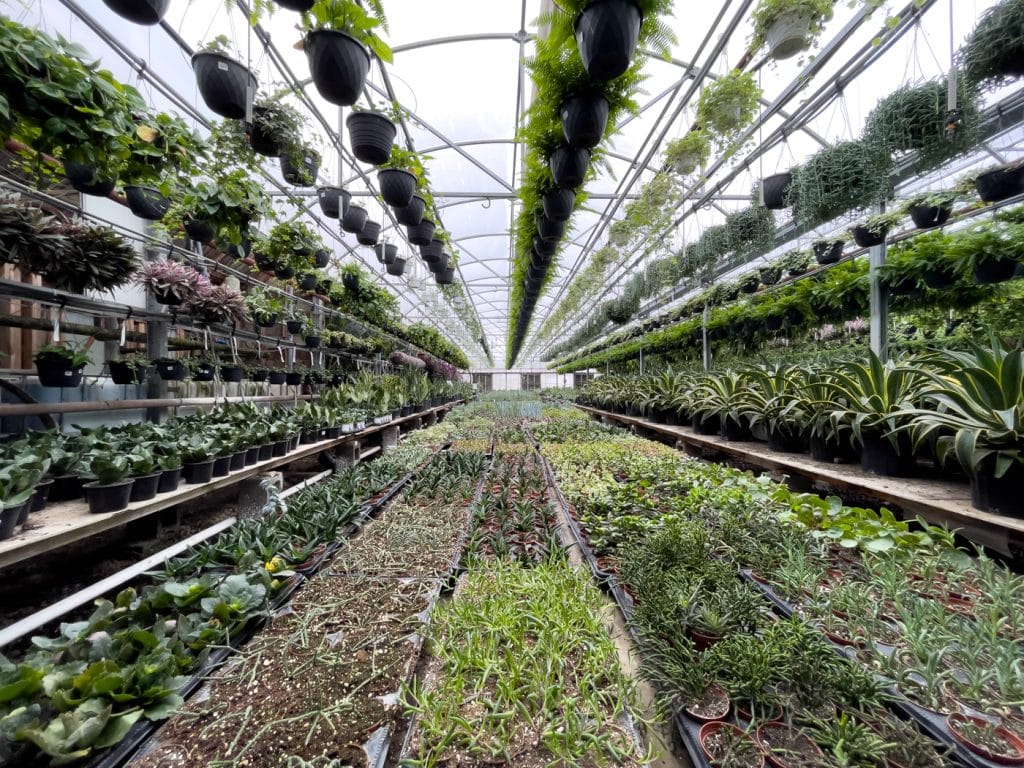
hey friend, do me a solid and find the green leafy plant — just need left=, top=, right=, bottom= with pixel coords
left=83, top=453, right=131, bottom=485
left=751, top=0, right=835, bottom=51
left=33, top=342, right=90, bottom=369
left=696, top=71, right=761, bottom=145
left=665, top=130, right=712, bottom=175
left=960, top=0, right=1024, bottom=89
left=300, top=0, right=393, bottom=63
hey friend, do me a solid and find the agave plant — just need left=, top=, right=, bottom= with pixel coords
left=740, top=365, right=811, bottom=449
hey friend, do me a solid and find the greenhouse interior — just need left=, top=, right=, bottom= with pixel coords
left=1, top=0, right=1024, bottom=765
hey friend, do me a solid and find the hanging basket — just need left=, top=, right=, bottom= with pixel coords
left=542, top=188, right=576, bottom=221
left=63, top=162, right=116, bottom=197
left=109, top=360, right=148, bottom=385
left=184, top=218, right=215, bottom=243
left=436, top=265, right=455, bottom=285
left=974, top=163, right=1024, bottom=202
left=764, top=11, right=815, bottom=60
left=428, top=252, right=449, bottom=273
left=813, top=239, right=845, bottom=265
left=356, top=220, right=381, bottom=246
left=760, top=172, right=792, bottom=210
left=347, top=111, right=397, bottom=165
left=573, top=0, right=643, bottom=81
left=280, top=149, right=321, bottom=186
left=536, top=214, right=566, bottom=242
left=191, top=51, right=257, bottom=120
left=254, top=312, right=279, bottom=328
left=378, top=168, right=416, bottom=206
left=125, top=185, right=171, bottom=221
left=908, top=203, right=952, bottom=230
left=341, top=204, right=368, bottom=234
left=420, top=238, right=444, bottom=262
left=304, top=29, right=371, bottom=107
left=560, top=92, right=610, bottom=149
left=850, top=224, right=888, bottom=248
left=376, top=243, right=398, bottom=264
left=221, top=365, right=245, bottom=382
left=35, top=354, right=85, bottom=388
left=276, top=0, right=315, bottom=10
left=317, top=186, right=349, bottom=219
left=274, top=265, right=296, bottom=280
left=394, top=195, right=426, bottom=226
left=973, top=257, right=1018, bottom=284
left=534, top=236, right=558, bottom=257
left=387, top=256, right=407, bottom=277
left=549, top=146, right=590, bottom=189
left=249, top=106, right=282, bottom=156
left=156, top=359, right=186, bottom=381
left=314, top=249, right=330, bottom=268
left=407, top=218, right=436, bottom=246
left=102, top=0, right=170, bottom=24
left=296, top=273, right=318, bottom=291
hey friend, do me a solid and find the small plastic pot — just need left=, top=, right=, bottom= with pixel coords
left=182, top=460, right=215, bottom=485
left=244, top=447, right=260, bottom=466
left=129, top=472, right=162, bottom=502
left=30, top=479, right=54, bottom=512
left=257, top=444, right=274, bottom=462
left=84, top=480, right=134, bottom=514
left=211, top=455, right=232, bottom=478
left=230, top=451, right=247, bottom=472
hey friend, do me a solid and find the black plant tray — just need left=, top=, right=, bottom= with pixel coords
left=739, top=570, right=995, bottom=768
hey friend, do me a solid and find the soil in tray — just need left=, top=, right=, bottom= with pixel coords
left=131, top=575, right=437, bottom=768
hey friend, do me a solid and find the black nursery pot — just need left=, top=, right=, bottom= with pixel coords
left=574, top=0, right=643, bottom=81
left=63, top=161, right=116, bottom=197
left=50, top=474, right=85, bottom=503
left=125, top=186, right=171, bottom=221
left=102, top=0, right=170, bottom=24
left=560, top=92, right=610, bottom=149
left=692, top=412, right=721, bottom=435
left=0, top=504, right=23, bottom=540
left=305, top=335, right=322, bottom=349
left=536, top=214, right=566, bottom=242
left=376, top=242, right=398, bottom=264
left=973, top=258, right=1018, bottom=284
left=182, top=460, right=215, bottom=485
left=317, top=186, right=349, bottom=219
left=420, top=238, right=444, bottom=262
left=436, top=266, right=455, bottom=285
left=378, top=168, right=416, bottom=207
left=268, top=371, right=287, bottom=385
left=255, top=313, right=279, bottom=329
left=813, top=240, right=845, bottom=265
left=211, top=455, right=232, bottom=478
left=192, top=364, right=216, bottom=382
left=109, top=360, right=146, bottom=385
left=314, top=249, right=331, bottom=269
left=286, top=319, right=305, bottom=335
left=860, top=432, right=915, bottom=477
left=275, top=265, right=296, bottom=280
left=230, top=451, right=247, bottom=471
left=297, top=273, right=318, bottom=291
left=129, top=472, right=162, bottom=502
left=84, top=480, right=134, bottom=514
left=534, top=236, right=558, bottom=257
left=356, top=221, right=382, bottom=246
left=249, top=106, right=281, bottom=156
left=542, top=188, right=576, bottom=221
left=280, top=149, right=321, bottom=186
left=760, top=171, right=792, bottom=210
left=35, top=355, right=84, bottom=388
left=346, top=111, right=397, bottom=165
left=971, top=456, right=1024, bottom=518
left=191, top=51, right=257, bottom=119
left=810, top=433, right=855, bottom=463
left=393, top=195, right=426, bottom=226
left=341, top=204, right=368, bottom=234
left=184, top=218, right=215, bottom=244
left=286, top=371, right=303, bottom=386
left=851, top=225, right=887, bottom=248
left=30, top=478, right=53, bottom=512
left=767, top=429, right=808, bottom=454
left=908, top=203, right=952, bottom=230
left=244, top=447, right=260, bottom=466
left=549, top=146, right=591, bottom=189
left=921, top=266, right=956, bottom=290
left=721, top=415, right=751, bottom=442
left=249, top=368, right=269, bottom=382
left=387, top=257, right=407, bottom=277
left=275, top=0, right=315, bottom=9
left=974, top=164, right=1024, bottom=203
left=304, top=29, right=371, bottom=107
left=221, top=365, right=245, bottom=383
left=407, top=218, right=436, bottom=246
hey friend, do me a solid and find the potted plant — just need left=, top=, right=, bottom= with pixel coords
left=342, top=203, right=369, bottom=234
left=947, top=714, right=1024, bottom=763
left=812, top=234, right=847, bottom=265
left=407, top=216, right=436, bottom=246
left=102, top=0, right=171, bottom=25
left=185, top=282, right=249, bottom=327
left=559, top=90, right=610, bottom=149
left=394, top=193, right=427, bottom=226
left=134, top=259, right=204, bottom=306
left=0, top=454, right=48, bottom=540
left=347, top=105, right=398, bottom=166
left=245, top=286, right=286, bottom=328
left=179, top=435, right=217, bottom=484
left=759, top=170, right=794, bottom=210
left=902, top=190, right=957, bottom=230
left=156, top=357, right=187, bottom=381
left=549, top=146, right=591, bottom=189
left=34, top=342, right=91, bottom=388
left=300, top=0, right=392, bottom=106
left=751, top=0, right=834, bottom=60
left=122, top=112, right=206, bottom=220
left=220, top=358, right=245, bottom=383
left=191, top=36, right=257, bottom=119
left=377, top=145, right=422, bottom=207
left=317, top=185, right=350, bottom=219
left=280, top=145, right=322, bottom=186
left=126, top=447, right=162, bottom=502
left=80, top=453, right=134, bottom=514
left=972, top=158, right=1024, bottom=203
left=780, top=248, right=811, bottom=276
left=738, top=272, right=761, bottom=294
left=850, top=210, right=902, bottom=248
left=16, top=220, right=138, bottom=295
left=186, top=356, right=218, bottom=382
left=571, top=0, right=645, bottom=81
left=542, top=187, right=576, bottom=222
left=166, top=170, right=272, bottom=248
left=155, top=448, right=182, bottom=493
left=949, top=218, right=1023, bottom=284
left=665, top=130, right=711, bottom=176
left=698, top=722, right=765, bottom=767
left=758, top=264, right=782, bottom=286
left=108, top=353, right=152, bottom=385
left=961, top=0, right=1024, bottom=88
left=286, top=316, right=306, bottom=335
left=304, top=317, right=323, bottom=349
left=696, top=70, right=761, bottom=142
left=356, top=220, right=381, bottom=246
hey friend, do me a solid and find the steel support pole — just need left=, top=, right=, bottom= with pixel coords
left=869, top=203, right=889, bottom=362
left=702, top=303, right=711, bottom=371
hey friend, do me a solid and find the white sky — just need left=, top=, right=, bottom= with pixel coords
left=3, top=0, right=1010, bottom=367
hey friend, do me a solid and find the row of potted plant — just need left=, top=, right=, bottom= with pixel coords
left=0, top=403, right=462, bottom=765
left=576, top=340, right=1024, bottom=517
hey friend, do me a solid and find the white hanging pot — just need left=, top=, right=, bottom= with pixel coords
left=672, top=152, right=701, bottom=176
left=765, top=11, right=814, bottom=61
left=714, top=97, right=745, bottom=129
left=609, top=228, right=630, bottom=246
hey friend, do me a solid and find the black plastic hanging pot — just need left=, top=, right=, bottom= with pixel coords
left=542, top=188, right=576, bottom=221
left=356, top=220, right=381, bottom=246
left=921, top=266, right=956, bottom=290
left=193, top=363, right=216, bottom=382
left=249, top=368, right=269, bottom=382
left=393, top=195, right=426, bottom=226
left=63, top=162, right=116, bottom=197
left=427, top=253, right=446, bottom=273
left=973, top=257, right=1018, bottom=284
left=253, top=251, right=277, bottom=273
left=574, top=0, right=643, bottom=81
left=280, top=149, right=321, bottom=186
left=109, top=360, right=147, bottom=385
left=254, top=312, right=279, bottom=328
left=975, top=163, right=1024, bottom=203
left=420, top=238, right=444, bottom=262
left=102, top=0, right=170, bottom=24
left=813, top=239, right=845, bottom=265
left=286, top=319, right=304, bottom=334
left=560, top=92, right=610, bottom=149
left=347, top=111, right=397, bottom=165
left=274, top=265, right=295, bottom=280
left=156, top=359, right=186, bottom=381
left=125, top=186, right=171, bottom=221
left=285, top=371, right=303, bottom=386
left=436, top=265, right=455, bottom=285
left=378, top=168, right=416, bottom=206
left=184, top=218, right=215, bottom=243
left=249, top=106, right=281, bottom=156
left=269, top=370, right=287, bottom=385
left=221, top=365, right=245, bottom=382
left=317, top=186, right=349, bottom=219
left=191, top=51, right=257, bottom=119
left=850, top=224, right=887, bottom=248
left=341, top=204, right=368, bottom=233
left=528, top=264, right=545, bottom=283
left=534, top=236, right=558, bottom=257
left=531, top=251, right=552, bottom=271
left=536, top=214, right=566, bottom=242
left=908, top=203, right=952, bottom=230
left=760, top=172, right=792, bottom=210
left=35, top=354, right=85, bottom=388
left=387, top=257, right=407, bottom=277
left=304, top=29, right=371, bottom=107
left=376, top=243, right=398, bottom=264
left=549, top=146, right=590, bottom=189
left=297, top=273, right=319, bottom=291
left=407, top=218, right=436, bottom=246
left=312, top=249, right=329, bottom=269
left=305, top=335, right=321, bottom=349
